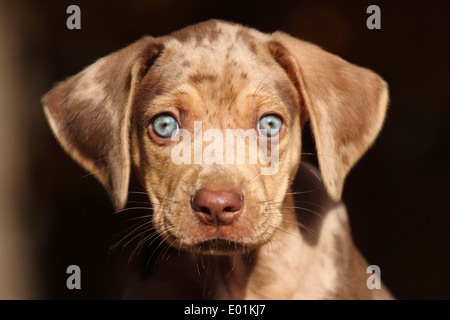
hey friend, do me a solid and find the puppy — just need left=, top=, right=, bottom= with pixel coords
left=42, top=20, right=391, bottom=299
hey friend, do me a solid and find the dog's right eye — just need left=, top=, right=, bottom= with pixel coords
left=151, top=114, right=179, bottom=138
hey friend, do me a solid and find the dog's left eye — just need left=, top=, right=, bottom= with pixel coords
left=152, top=114, right=179, bottom=138
left=257, top=114, right=282, bottom=137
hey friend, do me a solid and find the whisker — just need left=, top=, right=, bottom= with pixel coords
left=125, top=214, right=153, bottom=222
left=108, top=219, right=154, bottom=256
left=268, top=225, right=303, bottom=241
left=153, top=235, right=177, bottom=268
left=240, top=171, right=263, bottom=187
left=282, top=205, right=323, bottom=218
left=154, top=194, right=182, bottom=204
left=224, top=255, right=236, bottom=280
left=281, top=218, right=318, bottom=237
left=160, top=238, right=176, bottom=262
left=113, top=206, right=152, bottom=215
left=123, top=224, right=155, bottom=250
left=293, top=200, right=325, bottom=209
left=251, top=66, right=276, bottom=98
left=77, top=159, right=127, bottom=181
left=284, top=187, right=320, bottom=195
left=146, top=229, right=175, bottom=267
left=268, top=232, right=301, bottom=258
left=126, top=200, right=152, bottom=206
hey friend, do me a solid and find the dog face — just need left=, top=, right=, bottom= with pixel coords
left=130, top=23, right=302, bottom=253
left=42, top=20, right=388, bottom=255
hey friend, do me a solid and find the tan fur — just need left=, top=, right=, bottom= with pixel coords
left=42, top=20, right=392, bottom=299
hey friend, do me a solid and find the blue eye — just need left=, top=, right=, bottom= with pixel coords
left=257, top=114, right=282, bottom=137
left=152, top=114, right=179, bottom=138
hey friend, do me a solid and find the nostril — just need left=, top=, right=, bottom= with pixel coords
left=223, top=202, right=241, bottom=212
left=200, top=206, right=210, bottom=214
left=191, top=188, right=243, bottom=226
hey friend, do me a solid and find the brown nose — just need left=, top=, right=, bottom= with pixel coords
left=191, top=188, right=243, bottom=226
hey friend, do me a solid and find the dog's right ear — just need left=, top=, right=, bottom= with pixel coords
left=42, top=37, right=163, bottom=210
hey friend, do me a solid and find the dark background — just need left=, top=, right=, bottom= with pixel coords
left=1, top=0, right=449, bottom=299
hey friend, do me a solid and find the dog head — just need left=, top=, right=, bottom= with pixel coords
left=43, top=20, right=388, bottom=254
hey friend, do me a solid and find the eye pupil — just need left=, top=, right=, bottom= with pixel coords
left=152, top=114, right=179, bottom=138
left=257, top=114, right=282, bottom=137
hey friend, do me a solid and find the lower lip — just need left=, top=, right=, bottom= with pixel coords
left=195, top=237, right=247, bottom=254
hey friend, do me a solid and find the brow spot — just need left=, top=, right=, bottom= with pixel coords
left=189, top=73, right=218, bottom=84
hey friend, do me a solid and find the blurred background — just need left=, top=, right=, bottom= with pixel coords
left=0, top=0, right=449, bottom=299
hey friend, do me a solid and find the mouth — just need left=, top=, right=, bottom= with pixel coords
left=162, top=218, right=253, bottom=255
left=193, top=238, right=253, bottom=255
left=158, top=197, right=279, bottom=255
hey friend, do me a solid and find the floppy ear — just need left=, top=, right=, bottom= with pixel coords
left=270, top=31, right=388, bottom=201
left=42, top=36, right=163, bottom=210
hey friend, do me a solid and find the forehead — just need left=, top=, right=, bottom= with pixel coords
left=136, top=21, right=297, bottom=125
left=171, top=22, right=259, bottom=67
left=164, top=21, right=271, bottom=89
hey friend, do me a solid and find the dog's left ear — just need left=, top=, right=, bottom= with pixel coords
left=42, top=37, right=163, bottom=210
left=270, top=31, right=388, bottom=201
